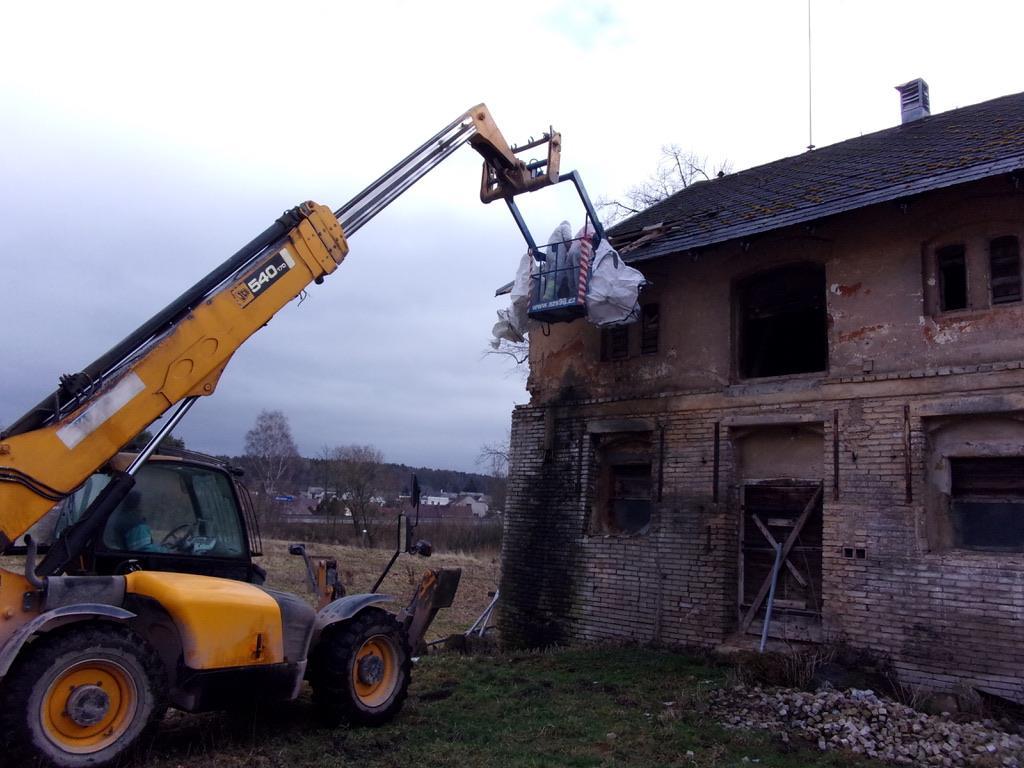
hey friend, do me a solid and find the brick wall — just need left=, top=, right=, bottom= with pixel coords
left=499, top=370, right=1024, bottom=702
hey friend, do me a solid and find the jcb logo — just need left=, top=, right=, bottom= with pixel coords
left=232, top=249, right=296, bottom=308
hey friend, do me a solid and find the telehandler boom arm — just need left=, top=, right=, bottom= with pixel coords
left=0, top=104, right=561, bottom=551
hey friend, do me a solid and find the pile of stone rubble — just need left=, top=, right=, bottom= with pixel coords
left=709, top=685, right=1024, bottom=766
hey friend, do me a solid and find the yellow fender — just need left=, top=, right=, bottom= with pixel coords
left=126, top=572, right=284, bottom=669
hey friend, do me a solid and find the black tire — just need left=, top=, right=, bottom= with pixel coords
left=0, top=623, right=166, bottom=768
left=309, top=608, right=411, bottom=727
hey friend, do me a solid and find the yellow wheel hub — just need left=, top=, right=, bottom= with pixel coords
left=40, top=659, right=138, bottom=754
left=352, top=635, right=399, bottom=708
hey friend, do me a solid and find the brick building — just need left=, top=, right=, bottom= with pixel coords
left=499, top=83, right=1024, bottom=703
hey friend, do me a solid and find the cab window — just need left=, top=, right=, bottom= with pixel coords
left=101, top=464, right=245, bottom=557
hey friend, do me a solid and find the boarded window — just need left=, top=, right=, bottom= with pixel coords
left=949, top=457, right=1024, bottom=551
left=741, top=482, right=823, bottom=619
left=937, top=244, right=968, bottom=311
left=989, top=236, right=1021, bottom=305
left=592, top=434, right=652, bottom=535
left=600, top=325, right=629, bottom=361
left=737, top=264, right=827, bottom=379
left=640, top=304, right=660, bottom=355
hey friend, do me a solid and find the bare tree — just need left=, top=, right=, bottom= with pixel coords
left=243, top=410, right=299, bottom=518
left=330, top=444, right=384, bottom=547
left=476, top=433, right=510, bottom=514
left=476, top=436, right=510, bottom=479
left=485, top=338, right=530, bottom=375
left=599, top=145, right=731, bottom=226
left=308, top=445, right=344, bottom=535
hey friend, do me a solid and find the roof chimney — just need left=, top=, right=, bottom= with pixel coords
left=896, top=78, right=930, bottom=124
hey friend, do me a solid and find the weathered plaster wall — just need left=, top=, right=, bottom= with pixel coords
left=526, top=177, right=1024, bottom=403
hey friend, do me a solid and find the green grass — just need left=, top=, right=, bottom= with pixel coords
left=139, top=646, right=873, bottom=768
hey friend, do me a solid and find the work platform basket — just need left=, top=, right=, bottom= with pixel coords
left=500, top=170, right=604, bottom=325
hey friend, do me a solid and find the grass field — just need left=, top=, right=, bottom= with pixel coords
left=140, top=646, right=872, bottom=768
left=257, top=539, right=502, bottom=641
left=0, top=543, right=877, bottom=766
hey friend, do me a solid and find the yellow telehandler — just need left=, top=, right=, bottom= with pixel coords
left=0, top=104, right=602, bottom=767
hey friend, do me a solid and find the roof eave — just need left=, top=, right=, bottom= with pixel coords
left=621, top=156, right=1024, bottom=264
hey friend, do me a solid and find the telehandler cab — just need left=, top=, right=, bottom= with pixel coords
left=0, top=104, right=602, bottom=767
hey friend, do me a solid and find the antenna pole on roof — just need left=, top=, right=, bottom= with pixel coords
left=807, top=0, right=815, bottom=151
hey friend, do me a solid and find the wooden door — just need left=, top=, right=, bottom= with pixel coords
left=739, top=481, right=823, bottom=640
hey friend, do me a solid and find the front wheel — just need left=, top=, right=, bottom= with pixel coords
left=309, top=608, right=411, bottom=727
left=0, top=624, right=165, bottom=768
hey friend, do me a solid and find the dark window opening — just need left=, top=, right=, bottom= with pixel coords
left=600, top=325, right=629, bottom=361
left=609, top=463, right=652, bottom=533
left=949, top=457, right=1024, bottom=551
left=937, top=245, right=968, bottom=311
left=990, top=236, right=1021, bottom=305
left=738, top=264, right=827, bottom=379
left=640, top=304, right=660, bottom=355
left=592, top=435, right=652, bottom=535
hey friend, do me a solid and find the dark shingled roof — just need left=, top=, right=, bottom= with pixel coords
left=609, top=90, right=1024, bottom=263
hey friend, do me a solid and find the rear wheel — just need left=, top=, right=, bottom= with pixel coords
left=310, top=608, right=410, bottom=726
left=0, top=624, right=165, bottom=768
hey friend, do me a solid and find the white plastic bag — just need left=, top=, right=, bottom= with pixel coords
left=585, top=238, right=645, bottom=326
left=490, top=250, right=534, bottom=346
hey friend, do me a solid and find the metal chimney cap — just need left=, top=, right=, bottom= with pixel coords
left=895, top=78, right=930, bottom=124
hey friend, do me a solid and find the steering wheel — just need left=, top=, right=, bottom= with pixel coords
left=160, top=523, right=195, bottom=551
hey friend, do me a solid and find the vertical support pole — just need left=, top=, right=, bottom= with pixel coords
left=713, top=421, right=721, bottom=503
left=760, top=542, right=783, bottom=653
left=903, top=404, right=913, bottom=503
left=832, top=409, right=840, bottom=501
left=125, top=397, right=198, bottom=476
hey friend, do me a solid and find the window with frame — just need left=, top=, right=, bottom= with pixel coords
left=737, top=264, right=827, bottom=379
left=949, top=457, right=1024, bottom=551
left=640, top=303, right=660, bottom=355
left=989, top=235, right=1021, bottom=305
left=99, top=464, right=246, bottom=557
left=600, top=325, right=629, bottom=361
left=937, top=244, right=968, bottom=311
left=591, top=434, right=652, bottom=535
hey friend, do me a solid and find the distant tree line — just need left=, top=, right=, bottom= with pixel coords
left=234, top=410, right=505, bottom=527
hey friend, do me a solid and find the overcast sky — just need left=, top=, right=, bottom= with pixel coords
left=2, top=1, right=1022, bottom=472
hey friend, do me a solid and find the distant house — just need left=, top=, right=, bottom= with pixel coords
left=501, top=82, right=1024, bottom=704
left=422, top=495, right=451, bottom=506
left=450, top=494, right=490, bottom=517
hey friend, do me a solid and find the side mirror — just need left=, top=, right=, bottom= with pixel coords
left=411, top=540, right=432, bottom=558
left=288, top=543, right=306, bottom=556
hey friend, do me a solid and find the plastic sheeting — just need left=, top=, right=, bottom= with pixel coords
left=585, top=237, right=645, bottom=326
left=490, top=221, right=646, bottom=348
left=490, top=249, right=533, bottom=346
